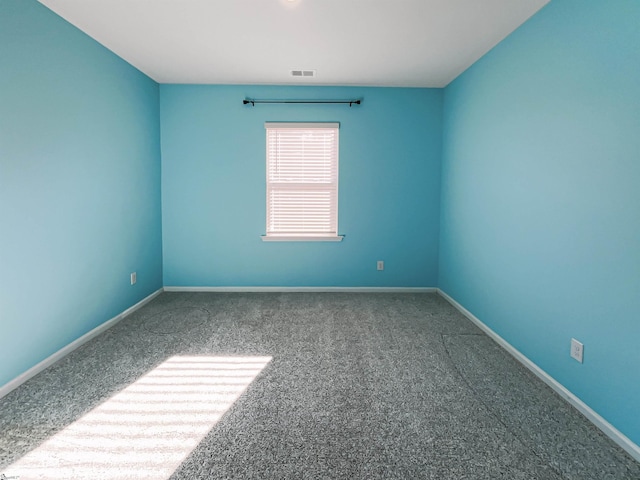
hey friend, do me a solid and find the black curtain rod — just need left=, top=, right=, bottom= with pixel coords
left=243, top=98, right=361, bottom=107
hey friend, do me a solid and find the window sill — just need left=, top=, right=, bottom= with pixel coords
left=261, top=235, right=344, bottom=242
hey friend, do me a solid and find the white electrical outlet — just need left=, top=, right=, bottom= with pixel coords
left=130, top=272, right=137, bottom=285
left=377, top=261, right=384, bottom=271
left=570, top=338, right=583, bottom=363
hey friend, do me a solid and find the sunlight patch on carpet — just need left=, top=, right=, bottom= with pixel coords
left=4, top=355, right=271, bottom=480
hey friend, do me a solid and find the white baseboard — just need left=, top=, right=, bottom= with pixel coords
left=437, top=288, right=640, bottom=463
left=0, top=288, right=163, bottom=400
left=164, top=286, right=437, bottom=293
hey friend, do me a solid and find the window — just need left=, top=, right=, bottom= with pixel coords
left=262, top=122, right=343, bottom=241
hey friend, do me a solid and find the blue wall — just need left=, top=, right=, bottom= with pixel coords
left=439, top=0, right=640, bottom=445
left=0, top=1, right=163, bottom=387
left=160, top=85, right=442, bottom=287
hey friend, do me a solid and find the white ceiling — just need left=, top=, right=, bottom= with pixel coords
left=38, top=0, right=550, bottom=88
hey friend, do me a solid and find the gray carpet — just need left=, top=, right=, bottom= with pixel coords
left=0, top=292, right=638, bottom=479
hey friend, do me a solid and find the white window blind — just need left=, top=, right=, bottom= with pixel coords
left=264, top=122, right=341, bottom=241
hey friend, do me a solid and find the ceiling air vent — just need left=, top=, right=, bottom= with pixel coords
left=291, top=69, right=316, bottom=78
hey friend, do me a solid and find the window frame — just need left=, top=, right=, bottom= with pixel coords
left=261, top=122, right=343, bottom=242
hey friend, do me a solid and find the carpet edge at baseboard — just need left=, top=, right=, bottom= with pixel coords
left=436, top=288, right=640, bottom=463
left=0, top=287, right=164, bottom=400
